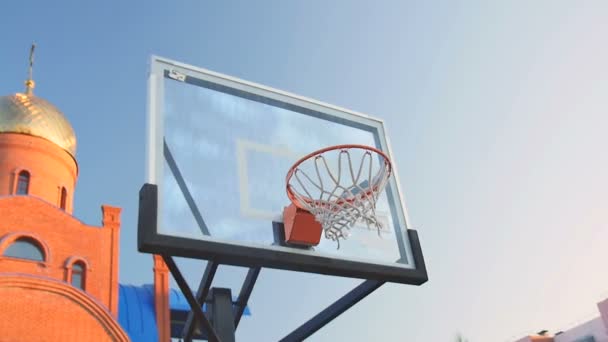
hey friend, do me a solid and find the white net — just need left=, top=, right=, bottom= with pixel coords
left=287, top=147, right=392, bottom=248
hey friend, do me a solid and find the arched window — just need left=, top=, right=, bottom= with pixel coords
left=71, top=261, right=86, bottom=290
left=60, top=187, right=67, bottom=210
left=16, top=170, right=31, bottom=195
left=3, top=237, right=45, bottom=261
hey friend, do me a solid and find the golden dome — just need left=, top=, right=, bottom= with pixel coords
left=0, top=93, right=77, bottom=157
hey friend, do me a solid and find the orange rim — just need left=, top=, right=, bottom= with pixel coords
left=286, top=144, right=392, bottom=209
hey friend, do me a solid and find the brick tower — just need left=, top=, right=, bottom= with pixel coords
left=0, top=46, right=129, bottom=341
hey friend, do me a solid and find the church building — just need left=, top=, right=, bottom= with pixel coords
left=0, top=47, right=249, bottom=342
left=0, top=50, right=130, bottom=341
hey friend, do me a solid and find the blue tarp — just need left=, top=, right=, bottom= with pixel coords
left=118, top=284, right=251, bottom=341
left=118, top=284, right=158, bottom=342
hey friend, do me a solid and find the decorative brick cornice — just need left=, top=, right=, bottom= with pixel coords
left=102, top=205, right=121, bottom=228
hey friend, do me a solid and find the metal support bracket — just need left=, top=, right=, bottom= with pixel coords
left=182, top=261, right=219, bottom=341
left=280, top=280, right=385, bottom=342
left=234, top=267, right=261, bottom=328
left=178, top=261, right=260, bottom=342
left=279, top=229, right=427, bottom=341
left=162, top=255, right=221, bottom=342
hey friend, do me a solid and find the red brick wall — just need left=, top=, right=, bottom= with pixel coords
left=0, top=119, right=126, bottom=340
left=0, top=197, right=121, bottom=317
left=0, top=273, right=129, bottom=342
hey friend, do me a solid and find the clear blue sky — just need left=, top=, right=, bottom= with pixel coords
left=2, top=1, right=608, bottom=341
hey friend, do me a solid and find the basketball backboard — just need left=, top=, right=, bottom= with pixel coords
left=138, top=56, right=427, bottom=285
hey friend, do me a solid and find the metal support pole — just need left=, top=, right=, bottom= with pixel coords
left=162, top=255, right=221, bottom=342
left=211, top=288, right=236, bottom=342
left=183, top=261, right=219, bottom=342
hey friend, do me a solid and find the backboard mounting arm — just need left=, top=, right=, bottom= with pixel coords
left=234, top=267, right=261, bottom=328
left=279, top=280, right=384, bottom=342
left=162, top=255, right=221, bottom=342
left=177, top=262, right=261, bottom=342
left=182, top=261, right=219, bottom=341
left=280, top=229, right=427, bottom=341
left=165, top=255, right=260, bottom=342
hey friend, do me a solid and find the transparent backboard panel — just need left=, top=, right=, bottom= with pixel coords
left=148, top=57, right=415, bottom=269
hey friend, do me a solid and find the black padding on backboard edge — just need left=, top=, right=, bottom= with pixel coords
left=138, top=183, right=158, bottom=253
left=138, top=183, right=429, bottom=285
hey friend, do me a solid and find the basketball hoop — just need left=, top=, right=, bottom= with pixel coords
left=285, top=144, right=392, bottom=248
